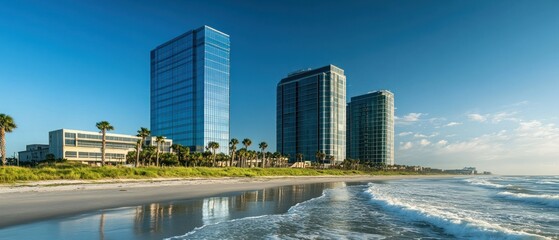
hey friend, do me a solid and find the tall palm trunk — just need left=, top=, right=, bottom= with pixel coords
left=230, top=150, right=235, bottom=167
left=101, top=129, right=106, bottom=166
left=156, top=143, right=161, bottom=167
left=261, top=151, right=265, bottom=168
left=1, top=128, right=5, bottom=166
left=212, top=149, right=216, bottom=167
left=135, top=140, right=142, bottom=167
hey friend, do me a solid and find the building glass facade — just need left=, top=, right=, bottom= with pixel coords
left=346, top=90, right=394, bottom=165
left=151, top=26, right=230, bottom=153
left=277, top=65, right=346, bottom=163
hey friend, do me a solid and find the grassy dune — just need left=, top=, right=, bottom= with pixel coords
left=0, top=164, right=426, bottom=184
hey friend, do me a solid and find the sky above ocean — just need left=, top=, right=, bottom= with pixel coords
left=1, top=0, right=558, bottom=174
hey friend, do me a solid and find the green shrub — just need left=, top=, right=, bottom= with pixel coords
left=0, top=165, right=441, bottom=184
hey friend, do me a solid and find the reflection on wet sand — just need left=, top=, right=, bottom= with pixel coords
left=3, top=182, right=345, bottom=240
left=99, top=212, right=105, bottom=240
left=130, top=182, right=343, bottom=239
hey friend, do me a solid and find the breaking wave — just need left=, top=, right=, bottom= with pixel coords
left=365, top=183, right=549, bottom=240
left=497, top=192, right=559, bottom=207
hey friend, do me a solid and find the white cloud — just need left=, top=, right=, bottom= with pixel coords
left=398, top=132, right=413, bottom=137
left=516, top=120, right=558, bottom=136
left=445, top=122, right=462, bottom=127
left=400, top=142, right=413, bottom=150
left=436, top=140, right=448, bottom=146
left=468, top=113, right=487, bottom=122
left=492, top=111, right=519, bottom=123
left=396, top=119, right=559, bottom=175
left=400, top=113, right=423, bottom=122
left=419, top=139, right=431, bottom=146
left=396, top=113, right=426, bottom=125
left=467, top=112, right=519, bottom=124
left=414, top=132, right=438, bottom=138
left=428, top=117, right=447, bottom=124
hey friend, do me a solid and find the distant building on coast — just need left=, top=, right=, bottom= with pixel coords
left=445, top=167, right=478, bottom=175
left=346, top=90, right=395, bottom=165
left=18, top=144, right=49, bottom=162
left=276, top=65, right=346, bottom=163
left=19, top=129, right=172, bottom=165
left=150, top=25, right=230, bottom=153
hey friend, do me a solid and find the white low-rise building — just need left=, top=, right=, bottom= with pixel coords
left=18, top=144, right=50, bottom=162
left=48, top=129, right=172, bottom=165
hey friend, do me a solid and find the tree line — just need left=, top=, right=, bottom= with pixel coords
left=1, top=115, right=438, bottom=172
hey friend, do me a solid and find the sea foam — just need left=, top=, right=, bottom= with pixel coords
left=165, top=190, right=330, bottom=240
left=365, top=183, right=550, bottom=240
left=497, top=191, right=559, bottom=207
left=463, top=178, right=507, bottom=189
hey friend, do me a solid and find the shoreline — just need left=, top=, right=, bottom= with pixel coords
left=0, top=175, right=457, bottom=228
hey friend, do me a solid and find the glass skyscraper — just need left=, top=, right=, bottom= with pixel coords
left=277, top=65, right=346, bottom=163
left=346, top=90, right=394, bottom=165
left=151, top=26, right=229, bottom=153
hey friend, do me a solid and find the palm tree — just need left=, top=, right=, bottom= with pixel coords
left=296, top=153, right=303, bottom=168
left=191, top=152, right=203, bottom=167
left=229, top=138, right=238, bottom=167
left=237, top=148, right=247, bottom=168
left=327, top=155, right=335, bottom=168
left=202, top=150, right=212, bottom=167
left=155, top=136, right=165, bottom=167
left=207, top=141, right=219, bottom=167
left=132, top=140, right=140, bottom=163
left=271, top=152, right=280, bottom=167
left=96, top=121, right=114, bottom=166
left=142, top=146, right=156, bottom=166
left=315, top=151, right=325, bottom=169
left=172, top=144, right=190, bottom=166
left=135, top=127, right=150, bottom=167
left=242, top=138, right=252, bottom=167
left=258, top=141, right=268, bottom=168
left=0, top=114, right=17, bottom=166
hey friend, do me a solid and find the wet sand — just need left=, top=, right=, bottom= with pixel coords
left=0, top=175, right=454, bottom=229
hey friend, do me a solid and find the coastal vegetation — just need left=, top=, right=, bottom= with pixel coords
left=2, top=123, right=446, bottom=184
left=0, top=162, right=434, bottom=184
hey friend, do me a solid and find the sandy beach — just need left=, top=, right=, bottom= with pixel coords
left=0, top=175, right=454, bottom=229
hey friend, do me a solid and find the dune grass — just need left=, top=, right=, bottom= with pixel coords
left=0, top=163, right=427, bottom=184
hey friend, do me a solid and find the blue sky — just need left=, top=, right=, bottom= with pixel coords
left=1, top=0, right=558, bottom=174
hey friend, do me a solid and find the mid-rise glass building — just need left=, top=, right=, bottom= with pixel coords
left=346, top=90, right=394, bottom=165
left=276, top=65, right=346, bottom=163
left=151, top=26, right=230, bottom=153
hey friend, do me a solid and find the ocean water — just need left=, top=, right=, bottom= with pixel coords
left=1, top=176, right=558, bottom=239
left=168, top=176, right=559, bottom=240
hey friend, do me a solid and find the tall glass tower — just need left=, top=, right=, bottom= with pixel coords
left=346, top=90, right=394, bottom=165
left=151, top=26, right=230, bottom=153
left=277, top=65, right=346, bottom=163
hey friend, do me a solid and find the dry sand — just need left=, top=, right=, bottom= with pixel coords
left=0, top=175, right=455, bottom=228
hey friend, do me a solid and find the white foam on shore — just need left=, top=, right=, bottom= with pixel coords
left=167, top=214, right=272, bottom=239
left=497, top=192, right=559, bottom=207
left=165, top=186, right=371, bottom=240
left=365, top=183, right=550, bottom=240
left=165, top=190, right=329, bottom=240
